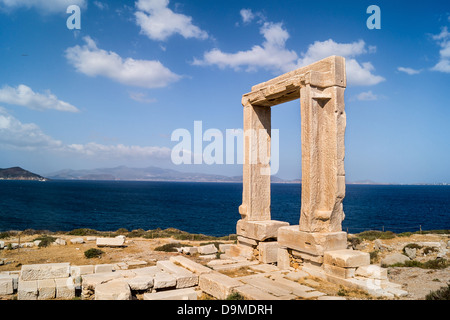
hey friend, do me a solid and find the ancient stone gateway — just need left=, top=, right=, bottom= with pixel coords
left=233, top=56, right=348, bottom=263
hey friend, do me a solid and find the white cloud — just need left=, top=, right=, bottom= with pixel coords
left=65, top=36, right=181, bottom=88
left=93, top=1, right=107, bottom=11
left=128, top=91, right=156, bottom=104
left=0, top=107, right=170, bottom=159
left=194, top=15, right=384, bottom=86
left=0, top=0, right=86, bottom=13
left=297, top=39, right=385, bottom=86
left=0, top=84, right=79, bottom=112
left=193, top=22, right=298, bottom=73
left=397, top=67, right=422, bottom=75
left=0, top=107, right=63, bottom=149
left=65, top=142, right=171, bottom=159
left=135, top=0, right=208, bottom=41
left=355, top=90, right=378, bottom=101
left=431, top=26, right=450, bottom=73
left=240, top=9, right=254, bottom=23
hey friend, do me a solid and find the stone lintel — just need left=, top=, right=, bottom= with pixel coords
left=236, top=219, right=290, bottom=241
left=242, top=56, right=346, bottom=107
left=277, top=226, right=347, bottom=256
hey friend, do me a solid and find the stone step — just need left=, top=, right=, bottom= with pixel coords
left=210, top=260, right=259, bottom=272
left=241, top=276, right=292, bottom=297
left=169, top=256, right=212, bottom=275
left=317, top=295, right=347, bottom=300
left=199, top=272, right=242, bottom=300
left=248, top=263, right=279, bottom=273
left=94, top=279, right=132, bottom=300
left=157, top=260, right=198, bottom=288
left=143, top=288, right=198, bottom=300
left=234, top=284, right=281, bottom=300
left=269, top=274, right=316, bottom=293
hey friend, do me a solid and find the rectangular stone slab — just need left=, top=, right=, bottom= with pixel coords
left=18, top=280, right=38, bottom=300
left=0, top=277, right=14, bottom=295
left=277, top=226, right=347, bottom=255
left=236, top=219, right=289, bottom=241
left=143, top=288, right=198, bottom=300
left=20, top=263, right=70, bottom=281
left=324, top=249, right=370, bottom=268
left=37, top=279, right=56, bottom=300
left=169, top=256, right=212, bottom=275
left=243, top=56, right=346, bottom=107
left=199, top=272, right=242, bottom=300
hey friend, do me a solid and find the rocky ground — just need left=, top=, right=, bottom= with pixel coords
left=1, top=230, right=449, bottom=300
left=349, top=232, right=450, bottom=299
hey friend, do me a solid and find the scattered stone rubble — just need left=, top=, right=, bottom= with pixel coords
left=2, top=234, right=449, bottom=300
left=0, top=248, right=406, bottom=300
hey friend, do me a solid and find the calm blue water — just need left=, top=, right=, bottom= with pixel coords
left=0, top=181, right=449, bottom=236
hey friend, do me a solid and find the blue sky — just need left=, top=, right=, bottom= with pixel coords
left=0, top=0, right=449, bottom=183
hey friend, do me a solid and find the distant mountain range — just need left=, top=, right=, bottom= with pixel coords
left=4, top=165, right=445, bottom=185
left=46, top=165, right=298, bottom=183
left=0, top=167, right=48, bottom=181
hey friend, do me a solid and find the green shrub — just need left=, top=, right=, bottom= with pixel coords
left=397, top=232, right=413, bottom=237
left=128, top=229, right=148, bottom=238
left=337, top=287, right=348, bottom=296
left=423, top=246, right=439, bottom=255
left=226, top=292, right=245, bottom=300
left=67, top=228, right=99, bottom=236
left=348, top=236, right=361, bottom=249
left=402, top=243, right=422, bottom=254
left=115, top=228, right=128, bottom=235
left=154, top=243, right=183, bottom=252
left=356, top=230, right=396, bottom=241
left=22, top=229, right=52, bottom=236
left=199, top=242, right=223, bottom=250
left=369, top=250, right=379, bottom=263
left=33, top=235, right=56, bottom=247
left=0, top=232, right=11, bottom=239
left=425, top=283, right=450, bottom=300
left=84, top=248, right=104, bottom=259
left=387, top=258, right=448, bottom=269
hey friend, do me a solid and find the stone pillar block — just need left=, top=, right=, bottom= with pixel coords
left=0, top=277, right=14, bottom=295
left=277, top=247, right=290, bottom=270
left=18, top=280, right=38, bottom=300
left=258, top=241, right=280, bottom=264
left=236, top=219, right=289, bottom=241
left=277, top=226, right=347, bottom=256
left=226, top=244, right=254, bottom=260
left=198, top=272, right=242, bottom=300
left=240, top=103, right=272, bottom=221
left=323, top=264, right=356, bottom=279
left=355, top=265, right=388, bottom=280
left=324, top=249, right=370, bottom=268
left=20, top=263, right=70, bottom=281
left=55, top=277, right=76, bottom=299
left=37, top=279, right=56, bottom=300
left=94, top=279, right=132, bottom=300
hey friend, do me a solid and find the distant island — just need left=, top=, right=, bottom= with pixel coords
left=2, top=165, right=448, bottom=185
left=45, top=165, right=298, bottom=183
left=0, top=167, right=48, bottom=181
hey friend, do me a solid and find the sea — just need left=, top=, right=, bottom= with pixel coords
left=0, top=180, right=449, bottom=237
